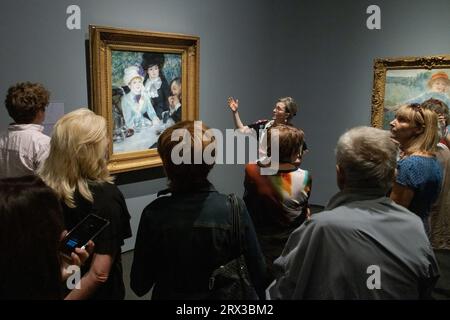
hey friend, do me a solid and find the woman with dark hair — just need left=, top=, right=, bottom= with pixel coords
left=0, top=175, right=91, bottom=300
left=141, top=52, right=171, bottom=119
left=420, top=98, right=450, bottom=148
left=131, top=120, right=267, bottom=299
left=421, top=99, right=450, bottom=249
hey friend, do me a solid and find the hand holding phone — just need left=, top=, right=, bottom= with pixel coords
left=60, top=241, right=95, bottom=280
left=60, top=214, right=109, bottom=259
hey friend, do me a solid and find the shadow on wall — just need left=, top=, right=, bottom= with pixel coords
left=113, top=166, right=166, bottom=186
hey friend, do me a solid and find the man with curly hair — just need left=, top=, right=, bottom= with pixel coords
left=0, top=82, right=51, bottom=178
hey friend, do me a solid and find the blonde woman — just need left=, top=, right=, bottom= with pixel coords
left=390, top=104, right=443, bottom=233
left=39, top=108, right=131, bottom=300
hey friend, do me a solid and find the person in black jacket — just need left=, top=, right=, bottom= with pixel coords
left=131, top=120, right=267, bottom=299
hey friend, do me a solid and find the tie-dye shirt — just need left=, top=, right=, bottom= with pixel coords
left=244, top=163, right=312, bottom=229
left=244, top=163, right=312, bottom=279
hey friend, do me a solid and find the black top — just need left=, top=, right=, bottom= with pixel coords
left=148, top=78, right=170, bottom=119
left=162, top=106, right=181, bottom=124
left=130, top=183, right=267, bottom=300
left=62, top=182, right=132, bottom=300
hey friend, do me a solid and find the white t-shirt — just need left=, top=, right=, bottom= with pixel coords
left=0, top=124, right=50, bottom=178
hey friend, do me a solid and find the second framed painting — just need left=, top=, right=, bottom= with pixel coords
left=371, top=55, right=450, bottom=129
left=90, top=25, right=199, bottom=173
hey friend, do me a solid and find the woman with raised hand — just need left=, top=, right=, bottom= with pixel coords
left=227, top=96, right=307, bottom=163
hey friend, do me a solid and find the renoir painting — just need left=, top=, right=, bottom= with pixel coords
left=90, top=26, right=199, bottom=173
left=371, top=56, right=450, bottom=130
left=111, top=51, right=182, bottom=153
left=383, top=69, right=450, bottom=128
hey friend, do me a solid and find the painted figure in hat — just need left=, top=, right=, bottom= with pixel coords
left=141, top=52, right=171, bottom=119
left=120, top=66, right=159, bottom=131
left=406, top=71, right=450, bottom=108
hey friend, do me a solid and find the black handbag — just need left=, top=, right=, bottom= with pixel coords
left=208, top=194, right=259, bottom=300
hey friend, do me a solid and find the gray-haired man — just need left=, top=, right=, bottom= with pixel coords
left=270, top=126, right=439, bottom=299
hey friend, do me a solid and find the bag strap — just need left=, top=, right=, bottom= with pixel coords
left=228, top=193, right=242, bottom=256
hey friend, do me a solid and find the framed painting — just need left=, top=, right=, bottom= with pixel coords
left=371, top=55, right=450, bottom=129
left=89, top=25, right=199, bottom=173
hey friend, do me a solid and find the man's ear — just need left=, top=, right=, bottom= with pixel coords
left=336, top=164, right=345, bottom=190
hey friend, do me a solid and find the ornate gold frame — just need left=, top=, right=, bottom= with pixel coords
left=371, top=55, right=450, bottom=128
left=89, top=25, right=199, bottom=173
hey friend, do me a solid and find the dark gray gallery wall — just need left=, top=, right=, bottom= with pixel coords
left=272, top=0, right=450, bottom=205
left=0, top=0, right=276, bottom=250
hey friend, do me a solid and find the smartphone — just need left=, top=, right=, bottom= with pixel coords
left=60, top=214, right=109, bottom=258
